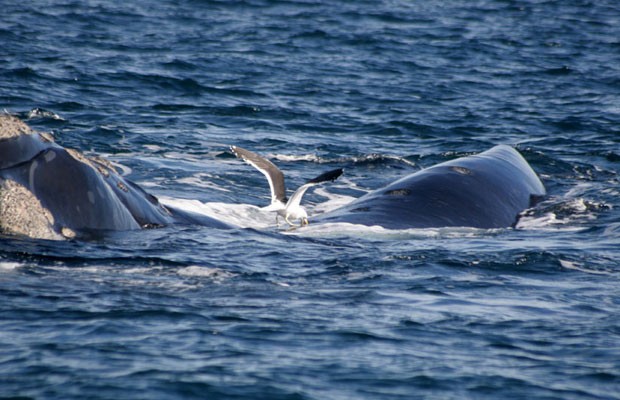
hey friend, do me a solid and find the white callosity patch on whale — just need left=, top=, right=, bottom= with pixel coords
left=0, top=114, right=33, bottom=139
left=0, top=178, right=62, bottom=240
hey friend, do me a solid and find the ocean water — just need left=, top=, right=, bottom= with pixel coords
left=1, top=0, right=620, bottom=399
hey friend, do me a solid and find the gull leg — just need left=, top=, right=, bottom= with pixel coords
left=285, top=215, right=296, bottom=227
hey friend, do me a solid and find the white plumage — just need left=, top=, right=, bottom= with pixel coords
left=230, top=145, right=343, bottom=227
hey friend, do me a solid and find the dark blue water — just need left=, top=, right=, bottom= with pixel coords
left=2, top=1, right=620, bottom=398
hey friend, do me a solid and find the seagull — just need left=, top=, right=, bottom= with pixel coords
left=230, top=145, right=343, bottom=226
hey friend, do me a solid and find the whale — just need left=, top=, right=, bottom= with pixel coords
left=0, top=115, right=231, bottom=240
left=314, top=145, right=546, bottom=229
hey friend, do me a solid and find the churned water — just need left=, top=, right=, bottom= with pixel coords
left=1, top=1, right=620, bottom=399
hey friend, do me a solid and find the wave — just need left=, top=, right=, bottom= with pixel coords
left=24, top=107, right=64, bottom=121
left=177, top=265, right=235, bottom=280
left=0, top=261, right=24, bottom=272
left=265, top=151, right=418, bottom=169
left=517, top=197, right=609, bottom=231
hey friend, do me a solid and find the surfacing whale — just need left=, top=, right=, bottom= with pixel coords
left=315, top=144, right=546, bottom=229
left=0, top=115, right=230, bottom=240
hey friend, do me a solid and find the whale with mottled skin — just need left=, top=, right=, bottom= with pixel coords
left=0, top=115, right=231, bottom=240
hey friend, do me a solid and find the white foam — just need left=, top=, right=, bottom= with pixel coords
left=160, top=180, right=359, bottom=231
left=160, top=194, right=505, bottom=239
left=311, top=187, right=357, bottom=214
left=176, top=174, right=232, bottom=192
left=270, top=152, right=417, bottom=168
left=272, top=153, right=320, bottom=162
left=559, top=259, right=610, bottom=275
left=160, top=197, right=276, bottom=229
left=122, top=267, right=154, bottom=274
left=516, top=212, right=566, bottom=229
left=516, top=197, right=599, bottom=232
left=0, top=262, right=23, bottom=271
left=177, top=266, right=235, bottom=280
left=143, top=144, right=163, bottom=152
left=27, top=108, right=64, bottom=120
left=290, top=221, right=490, bottom=240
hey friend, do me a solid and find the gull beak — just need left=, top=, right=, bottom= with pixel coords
left=301, top=217, right=309, bottom=226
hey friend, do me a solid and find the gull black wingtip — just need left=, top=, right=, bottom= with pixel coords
left=306, top=168, right=344, bottom=185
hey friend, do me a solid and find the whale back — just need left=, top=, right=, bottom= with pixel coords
left=316, top=145, right=545, bottom=229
